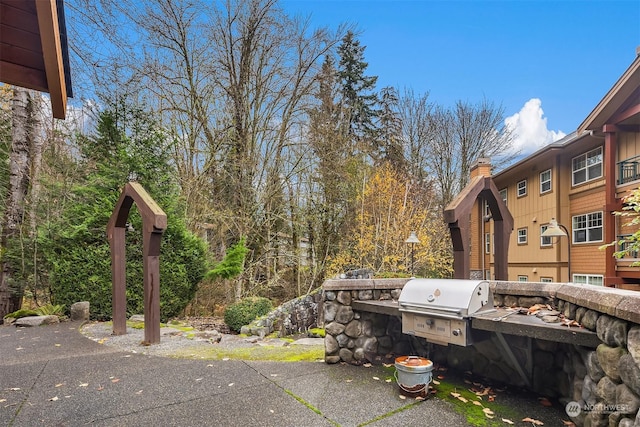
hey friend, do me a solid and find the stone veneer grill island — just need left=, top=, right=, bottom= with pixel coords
left=322, top=278, right=640, bottom=427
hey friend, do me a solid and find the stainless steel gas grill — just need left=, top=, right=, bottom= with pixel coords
left=398, top=279, right=495, bottom=346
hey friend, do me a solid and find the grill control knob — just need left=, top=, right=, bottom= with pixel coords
left=452, top=329, right=462, bottom=337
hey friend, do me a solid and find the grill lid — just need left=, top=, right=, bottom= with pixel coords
left=398, top=279, right=493, bottom=318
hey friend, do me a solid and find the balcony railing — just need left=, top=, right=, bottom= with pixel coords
left=617, top=235, right=639, bottom=259
left=618, top=155, right=640, bottom=184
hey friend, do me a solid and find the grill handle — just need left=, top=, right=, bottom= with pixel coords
left=398, top=305, right=465, bottom=319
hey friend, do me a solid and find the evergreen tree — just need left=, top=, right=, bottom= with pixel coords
left=337, top=31, right=380, bottom=158
left=42, top=99, right=207, bottom=320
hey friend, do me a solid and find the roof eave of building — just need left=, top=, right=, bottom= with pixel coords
left=578, top=49, right=640, bottom=133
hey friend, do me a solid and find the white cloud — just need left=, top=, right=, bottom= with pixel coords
left=505, top=98, right=566, bottom=155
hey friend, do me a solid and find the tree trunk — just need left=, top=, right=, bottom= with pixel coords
left=0, top=88, right=38, bottom=318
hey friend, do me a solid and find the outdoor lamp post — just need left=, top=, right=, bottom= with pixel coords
left=541, top=218, right=571, bottom=282
left=405, top=231, right=420, bottom=276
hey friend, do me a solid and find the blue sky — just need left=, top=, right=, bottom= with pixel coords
left=282, top=0, right=640, bottom=154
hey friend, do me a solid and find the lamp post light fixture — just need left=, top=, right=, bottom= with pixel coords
left=405, top=231, right=420, bottom=277
left=541, top=218, right=571, bottom=282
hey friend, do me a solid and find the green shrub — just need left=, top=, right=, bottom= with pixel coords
left=3, top=308, right=38, bottom=319
left=224, top=297, right=272, bottom=332
left=35, top=304, right=65, bottom=316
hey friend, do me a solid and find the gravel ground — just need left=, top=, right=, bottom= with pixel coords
left=80, top=321, right=323, bottom=358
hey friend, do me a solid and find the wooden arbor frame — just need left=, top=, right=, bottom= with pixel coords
left=444, top=176, right=513, bottom=280
left=107, top=182, right=167, bottom=344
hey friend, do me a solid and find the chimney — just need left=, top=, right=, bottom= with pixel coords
left=470, top=157, right=492, bottom=179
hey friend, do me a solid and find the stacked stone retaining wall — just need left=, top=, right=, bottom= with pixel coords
left=322, top=279, right=640, bottom=426
left=241, top=290, right=322, bottom=337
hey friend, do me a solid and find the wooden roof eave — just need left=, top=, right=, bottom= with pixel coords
left=578, top=53, right=640, bottom=133
left=35, top=0, right=67, bottom=119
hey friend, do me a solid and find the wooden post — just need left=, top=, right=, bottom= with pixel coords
left=107, top=182, right=167, bottom=344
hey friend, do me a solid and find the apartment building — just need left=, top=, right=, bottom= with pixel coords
left=468, top=49, right=640, bottom=289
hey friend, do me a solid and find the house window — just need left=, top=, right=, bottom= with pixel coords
left=540, top=169, right=551, bottom=194
left=499, top=188, right=507, bottom=206
left=540, top=225, right=552, bottom=247
left=572, top=274, right=603, bottom=286
left=572, top=212, right=603, bottom=243
left=518, top=275, right=528, bottom=282
left=517, top=180, right=527, bottom=197
left=540, top=277, right=553, bottom=283
left=485, top=233, right=491, bottom=254
left=572, top=147, right=602, bottom=186
left=517, top=228, right=527, bottom=245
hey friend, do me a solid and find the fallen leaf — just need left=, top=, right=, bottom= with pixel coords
left=450, top=392, right=461, bottom=398
left=502, top=419, right=514, bottom=425
left=269, top=409, right=274, bottom=413
left=538, top=397, right=552, bottom=407
left=457, top=396, right=468, bottom=403
left=8, top=388, right=20, bottom=391
left=522, top=417, right=544, bottom=425
left=383, top=363, right=393, bottom=368
left=228, top=383, right=234, bottom=387
left=385, top=379, right=392, bottom=383
left=399, top=394, right=406, bottom=400
left=78, top=383, right=88, bottom=388
left=15, top=347, right=23, bottom=351
left=363, top=363, right=372, bottom=368
left=136, top=390, right=143, bottom=395
left=483, top=408, right=495, bottom=415
left=472, top=401, right=483, bottom=406
left=97, top=338, right=107, bottom=344
left=432, top=379, right=440, bottom=385
left=222, top=357, right=230, bottom=361
left=270, top=374, right=278, bottom=377
left=55, top=383, right=64, bottom=388
left=346, top=379, right=353, bottom=383
left=54, top=344, right=61, bottom=347
left=206, top=364, right=214, bottom=367
left=48, top=396, right=59, bottom=401
left=372, top=376, right=380, bottom=381
left=562, top=421, right=576, bottom=426
left=488, top=395, right=495, bottom=402
left=195, top=378, right=203, bottom=382
left=437, top=375, right=445, bottom=380
left=111, top=378, right=120, bottom=383
left=415, top=396, right=425, bottom=401
left=97, top=386, right=104, bottom=391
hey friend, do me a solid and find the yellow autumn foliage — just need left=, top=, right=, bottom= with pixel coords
left=327, top=163, right=452, bottom=278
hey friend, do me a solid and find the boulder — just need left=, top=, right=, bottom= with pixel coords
left=70, top=301, right=90, bottom=321
left=15, top=315, right=59, bottom=327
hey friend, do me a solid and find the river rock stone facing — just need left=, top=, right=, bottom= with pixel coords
left=321, top=279, right=640, bottom=426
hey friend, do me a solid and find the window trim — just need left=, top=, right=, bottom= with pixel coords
left=517, top=275, right=528, bottom=282
left=499, top=188, right=507, bottom=206
left=517, top=227, right=528, bottom=245
left=540, top=225, right=552, bottom=247
left=517, top=179, right=527, bottom=197
left=485, top=233, right=491, bottom=254
left=572, top=211, right=603, bottom=244
left=572, top=274, right=604, bottom=286
left=540, top=169, right=552, bottom=194
left=572, top=146, right=603, bottom=186
left=540, top=277, right=553, bottom=283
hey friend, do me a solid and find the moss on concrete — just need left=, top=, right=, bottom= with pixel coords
left=168, top=344, right=325, bottom=362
